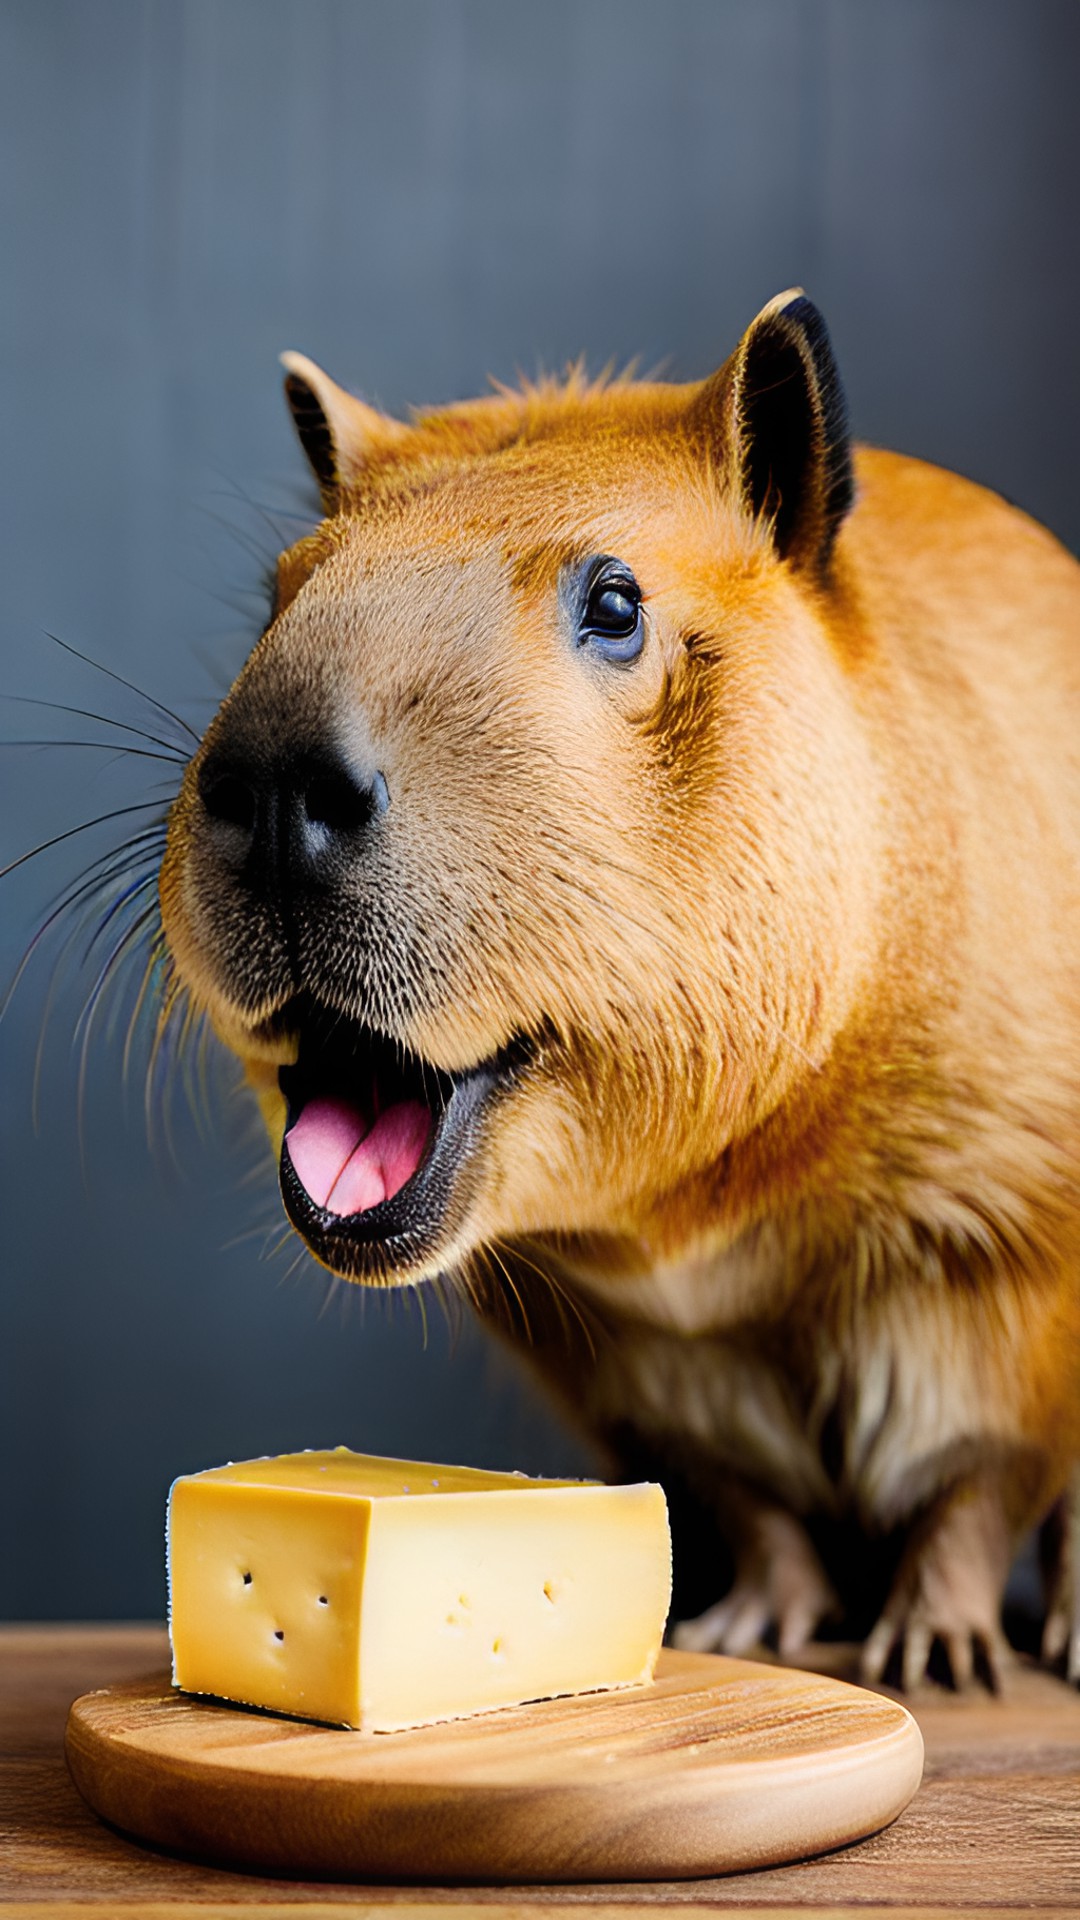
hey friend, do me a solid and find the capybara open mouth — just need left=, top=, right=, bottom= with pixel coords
left=274, top=996, right=532, bottom=1280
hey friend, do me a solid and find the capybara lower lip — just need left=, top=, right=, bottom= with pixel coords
left=275, top=999, right=532, bottom=1279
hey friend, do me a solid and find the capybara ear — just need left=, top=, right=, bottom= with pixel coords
left=280, top=351, right=409, bottom=507
left=692, top=290, right=854, bottom=574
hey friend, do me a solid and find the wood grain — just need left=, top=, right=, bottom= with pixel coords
left=3, top=1626, right=1079, bottom=1908
left=64, top=1650, right=921, bottom=1882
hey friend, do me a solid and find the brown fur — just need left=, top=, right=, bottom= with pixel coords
left=159, top=299, right=1080, bottom=1684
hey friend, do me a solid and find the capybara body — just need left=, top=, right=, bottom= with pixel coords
left=160, top=294, right=1080, bottom=1684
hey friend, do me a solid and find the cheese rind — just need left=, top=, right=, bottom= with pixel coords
left=167, top=1449, right=671, bottom=1732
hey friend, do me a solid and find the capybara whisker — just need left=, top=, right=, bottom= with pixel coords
left=4, top=735, right=187, bottom=767
left=0, top=802, right=170, bottom=884
left=42, top=628, right=200, bottom=749
left=0, top=692, right=189, bottom=758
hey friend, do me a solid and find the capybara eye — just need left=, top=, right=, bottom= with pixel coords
left=580, top=560, right=644, bottom=663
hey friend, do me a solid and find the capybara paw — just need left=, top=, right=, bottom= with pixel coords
left=1040, top=1470, right=1080, bottom=1685
left=861, top=1481, right=1011, bottom=1692
left=861, top=1598, right=1010, bottom=1694
left=672, top=1508, right=837, bottom=1660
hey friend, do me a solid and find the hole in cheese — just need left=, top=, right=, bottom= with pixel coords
left=242, top=1572, right=252, bottom=1586
left=273, top=1629, right=284, bottom=1642
left=542, top=1582, right=555, bottom=1603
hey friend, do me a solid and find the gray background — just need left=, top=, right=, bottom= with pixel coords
left=2, top=0, right=1078, bottom=1620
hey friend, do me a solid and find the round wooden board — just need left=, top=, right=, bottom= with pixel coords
left=66, top=1648, right=923, bottom=1884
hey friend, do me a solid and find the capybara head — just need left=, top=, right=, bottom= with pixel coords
left=160, top=291, right=878, bottom=1287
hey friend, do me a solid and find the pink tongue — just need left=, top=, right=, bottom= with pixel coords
left=285, top=1094, right=431, bottom=1216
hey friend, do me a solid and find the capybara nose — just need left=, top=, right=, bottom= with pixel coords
left=197, top=743, right=386, bottom=892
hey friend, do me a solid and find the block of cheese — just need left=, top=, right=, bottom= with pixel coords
left=167, top=1449, right=671, bottom=1732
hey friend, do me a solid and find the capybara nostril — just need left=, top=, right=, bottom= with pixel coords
left=287, top=757, right=383, bottom=887
left=198, top=759, right=259, bottom=835
left=303, top=765, right=382, bottom=835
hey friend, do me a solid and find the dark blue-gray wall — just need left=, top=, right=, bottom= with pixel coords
left=2, top=0, right=1078, bottom=1619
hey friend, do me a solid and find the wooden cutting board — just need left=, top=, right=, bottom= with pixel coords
left=65, top=1648, right=923, bottom=1884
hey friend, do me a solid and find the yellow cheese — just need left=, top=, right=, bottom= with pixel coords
left=167, top=1449, right=671, bottom=1732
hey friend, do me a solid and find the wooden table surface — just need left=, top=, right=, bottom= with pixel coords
left=2, top=1625, right=1077, bottom=1917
